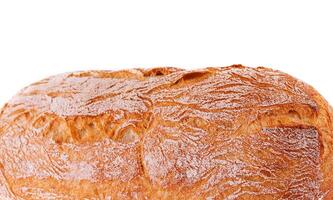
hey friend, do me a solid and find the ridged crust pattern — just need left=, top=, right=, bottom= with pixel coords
left=0, top=65, right=332, bottom=199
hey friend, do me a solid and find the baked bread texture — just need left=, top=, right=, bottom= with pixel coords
left=0, top=65, right=332, bottom=199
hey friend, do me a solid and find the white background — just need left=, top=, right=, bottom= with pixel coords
left=0, top=0, right=332, bottom=106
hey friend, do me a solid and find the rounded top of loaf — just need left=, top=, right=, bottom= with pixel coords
left=0, top=65, right=322, bottom=143
left=0, top=65, right=332, bottom=199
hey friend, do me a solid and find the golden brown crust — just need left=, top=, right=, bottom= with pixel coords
left=0, top=65, right=332, bottom=199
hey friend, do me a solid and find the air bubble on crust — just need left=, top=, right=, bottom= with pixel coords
left=288, top=109, right=301, bottom=120
left=172, top=71, right=212, bottom=87
left=143, top=67, right=178, bottom=77
left=32, top=114, right=48, bottom=129
left=118, top=127, right=139, bottom=144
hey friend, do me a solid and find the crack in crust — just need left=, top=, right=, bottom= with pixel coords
left=0, top=65, right=333, bottom=199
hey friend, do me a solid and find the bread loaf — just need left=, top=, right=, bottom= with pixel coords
left=0, top=65, right=332, bottom=199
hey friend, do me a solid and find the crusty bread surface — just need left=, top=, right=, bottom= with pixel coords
left=0, top=65, right=332, bottom=199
